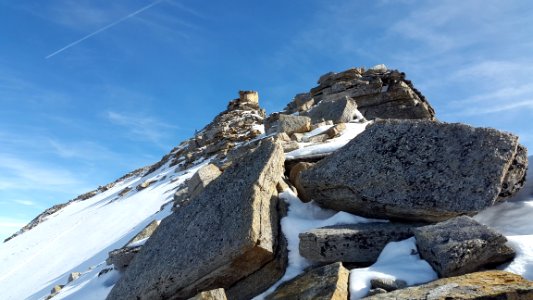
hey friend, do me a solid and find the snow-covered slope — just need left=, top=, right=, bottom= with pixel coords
left=0, top=159, right=212, bottom=300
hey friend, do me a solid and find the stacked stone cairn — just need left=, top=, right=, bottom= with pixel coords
left=105, top=65, right=531, bottom=300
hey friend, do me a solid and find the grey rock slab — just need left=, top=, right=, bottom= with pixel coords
left=300, top=119, right=527, bottom=222
left=265, top=262, right=349, bottom=300
left=126, top=220, right=159, bottom=246
left=363, top=270, right=533, bottom=300
left=187, top=163, right=222, bottom=199
left=414, top=216, right=514, bottom=277
left=299, top=222, right=420, bottom=264
left=107, top=140, right=285, bottom=300
left=106, top=246, right=141, bottom=272
left=265, top=113, right=311, bottom=135
left=303, top=96, right=360, bottom=124
left=370, top=278, right=407, bottom=292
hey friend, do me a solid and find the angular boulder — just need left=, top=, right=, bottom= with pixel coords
left=265, top=113, right=311, bottom=135
left=266, top=262, right=349, bottom=300
left=106, top=246, right=141, bottom=272
left=187, top=163, right=222, bottom=199
left=303, top=96, right=363, bottom=124
left=364, top=270, right=533, bottom=299
left=300, top=119, right=528, bottom=222
left=414, top=216, right=514, bottom=277
left=188, top=288, right=227, bottom=300
left=299, top=222, right=419, bottom=264
left=107, top=140, right=285, bottom=300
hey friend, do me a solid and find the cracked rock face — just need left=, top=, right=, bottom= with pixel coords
left=284, top=66, right=436, bottom=122
left=364, top=270, right=533, bottom=300
left=414, top=216, right=515, bottom=278
left=300, top=119, right=528, bottom=222
left=107, top=140, right=285, bottom=300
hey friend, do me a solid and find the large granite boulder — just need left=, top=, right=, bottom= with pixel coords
left=414, top=216, right=515, bottom=278
left=364, top=270, right=533, bottom=299
left=284, top=66, right=435, bottom=121
left=300, top=119, right=528, bottom=222
left=303, top=96, right=363, bottom=124
left=266, top=262, right=349, bottom=300
left=107, top=140, right=285, bottom=300
left=299, top=222, right=420, bottom=265
left=265, top=113, right=312, bottom=135
left=187, top=164, right=222, bottom=199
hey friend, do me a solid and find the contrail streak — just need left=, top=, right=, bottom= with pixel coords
left=45, top=0, right=164, bottom=59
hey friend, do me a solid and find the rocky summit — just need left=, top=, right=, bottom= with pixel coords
left=2, top=65, right=531, bottom=300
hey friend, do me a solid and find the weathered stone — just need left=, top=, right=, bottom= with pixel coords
left=290, top=132, right=305, bottom=142
left=300, top=119, right=527, bottom=222
left=499, top=144, right=528, bottom=199
left=118, top=187, right=132, bottom=197
left=414, top=216, right=514, bottom=278
left=305, top=133, right=329, bottom=143
left=52, top=285, right=64, bottom=293
left=239, top=90, right=259, bottom=106
left=303, top=96, right=360, bottom=124
left=266, top=262, right=349, bottom=300
left=172, top=185, right=190, bottom=210
left=107, top=140, right=285, bottom=300
left=68, top=272, right=81, bottom=283
left=281, top=141, right=300, bottom=153
left=106, top=246, right=141, bottom=272
left=284, top=67, right=436, bottom=121
left=367, top=288, right=387, bottom=297
left=188, top=288, right=227, bottom=300
left=289, top=162, right=315, bottom=202
left=187, top=164, right=222, bottom=199
left=126, top=220, right=159, bottom=246
left=273, top=132, right=291, bottom=142
left=299, top=222, right=419, bottom=264
left=326, top=123, right=346, bottom=138
left=136, top=178, right=156, bottom=191
left=364, top=271, right=533, bottom=299
left=226, top=199, right=289, bottom=300
left=370, top=278, right=407, bottom=292
left=265, top=113, right=312, bottom=135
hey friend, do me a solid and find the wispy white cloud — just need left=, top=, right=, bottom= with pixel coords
left=12, top=199, right=39, bottom=207
left=105, top=111, right=178, bottom=147
left=0, top=154, right=85, bottom=191
left=46, top=0, right=165, bottom=59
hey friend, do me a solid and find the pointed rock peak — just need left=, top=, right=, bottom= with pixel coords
left=227, top=90, right=260, bottom=110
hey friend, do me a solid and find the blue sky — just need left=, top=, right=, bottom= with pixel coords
left=0, top=0, right=532, bottom=240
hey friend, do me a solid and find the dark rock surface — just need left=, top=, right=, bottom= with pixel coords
left=364, top=270, right=533, bottom=299
left=299, top=222, right=419, bottom=264
left=300, top=119, right=527, bottom=222
left=107, top=140, right=285, bottom=300
left=414, top=216, right=514, bottom=277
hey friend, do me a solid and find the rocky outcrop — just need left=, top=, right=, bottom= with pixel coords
left=299, top=222, right=420, bottom=265
left=288, top=162, right=315, bottom=201
left=414, top=216, right=515, bottom=277
left=188, top=289, right=227, bottom=300
left=107, top=140, right=285, bottom=300
left=300, top=119, right=527, bottom=222
left=284, top=66, right=435, bottom=122
left=364, top=270, right=533, bottom=299
left=266, top=262, right=349, bottom=300
left=370, top=278, right=407, bottom=292
left=187, top=164, right=222, bottom=199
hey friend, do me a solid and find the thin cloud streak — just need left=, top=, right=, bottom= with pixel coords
left=45, top=0, right=164, bottom=59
